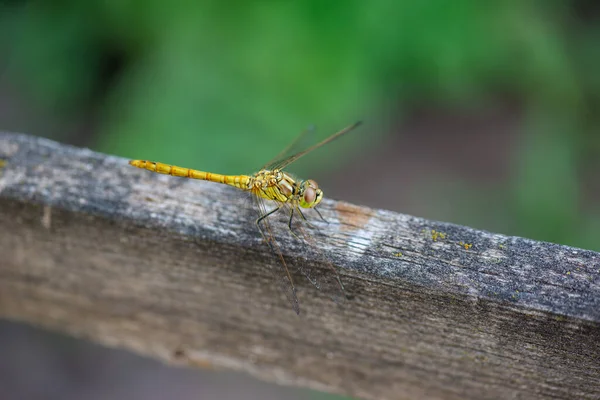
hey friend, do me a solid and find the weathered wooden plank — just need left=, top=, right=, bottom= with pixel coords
left=0, top=132, right=599, bottom=400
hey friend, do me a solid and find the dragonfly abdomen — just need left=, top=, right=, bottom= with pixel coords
left=129, top=160, right=250, bottom=189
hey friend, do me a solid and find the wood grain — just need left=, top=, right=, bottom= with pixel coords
left=0, top=132, right=599, bottom=400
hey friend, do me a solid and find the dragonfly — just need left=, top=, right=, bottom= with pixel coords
left=129, top=121, right=362, bottom=314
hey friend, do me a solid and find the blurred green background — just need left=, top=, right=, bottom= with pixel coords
left=1, top=1, right=599, bottom=399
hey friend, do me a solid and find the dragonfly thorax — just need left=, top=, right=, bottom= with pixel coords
left=250, top=169, right=323, bottom=208
left=251, top=169, right=284, bottom=189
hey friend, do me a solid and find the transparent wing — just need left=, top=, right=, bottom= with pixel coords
left=266, top=121, right=362, bottom=171
left=261, top=124, right=316, bottom=171
left=280, top=200, right=347, bottom=304
left=252, top=189, right=301, bottom=314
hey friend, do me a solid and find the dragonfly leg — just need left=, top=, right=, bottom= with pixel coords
left=256, top=206, right=281, bottom=243
left=314, top=206, right=329, bottom=224
left=297, top=208, right=320, bottom=232
left=287, top=208, right=303, bottom=241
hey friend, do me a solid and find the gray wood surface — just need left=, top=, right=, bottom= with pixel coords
left=0, top=132, right=599, bottom=400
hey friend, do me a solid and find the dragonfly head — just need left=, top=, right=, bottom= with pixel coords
left=299, top=179, right=323, bottom=208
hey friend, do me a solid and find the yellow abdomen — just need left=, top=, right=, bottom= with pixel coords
left=129, top=160, right=250, bottom=190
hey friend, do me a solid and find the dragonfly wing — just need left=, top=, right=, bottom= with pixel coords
left=252, top=190, right=301, bottom=314
left=262, top=125, right=315, bottom=171
left=266, top=121, right=362, bottom=171
left=281, top=201, right=347, bottom=304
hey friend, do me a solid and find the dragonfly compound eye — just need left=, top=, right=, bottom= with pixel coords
left=299, top=180, right=323, bottom=208
left=303, top=186, right=316, bottom=205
